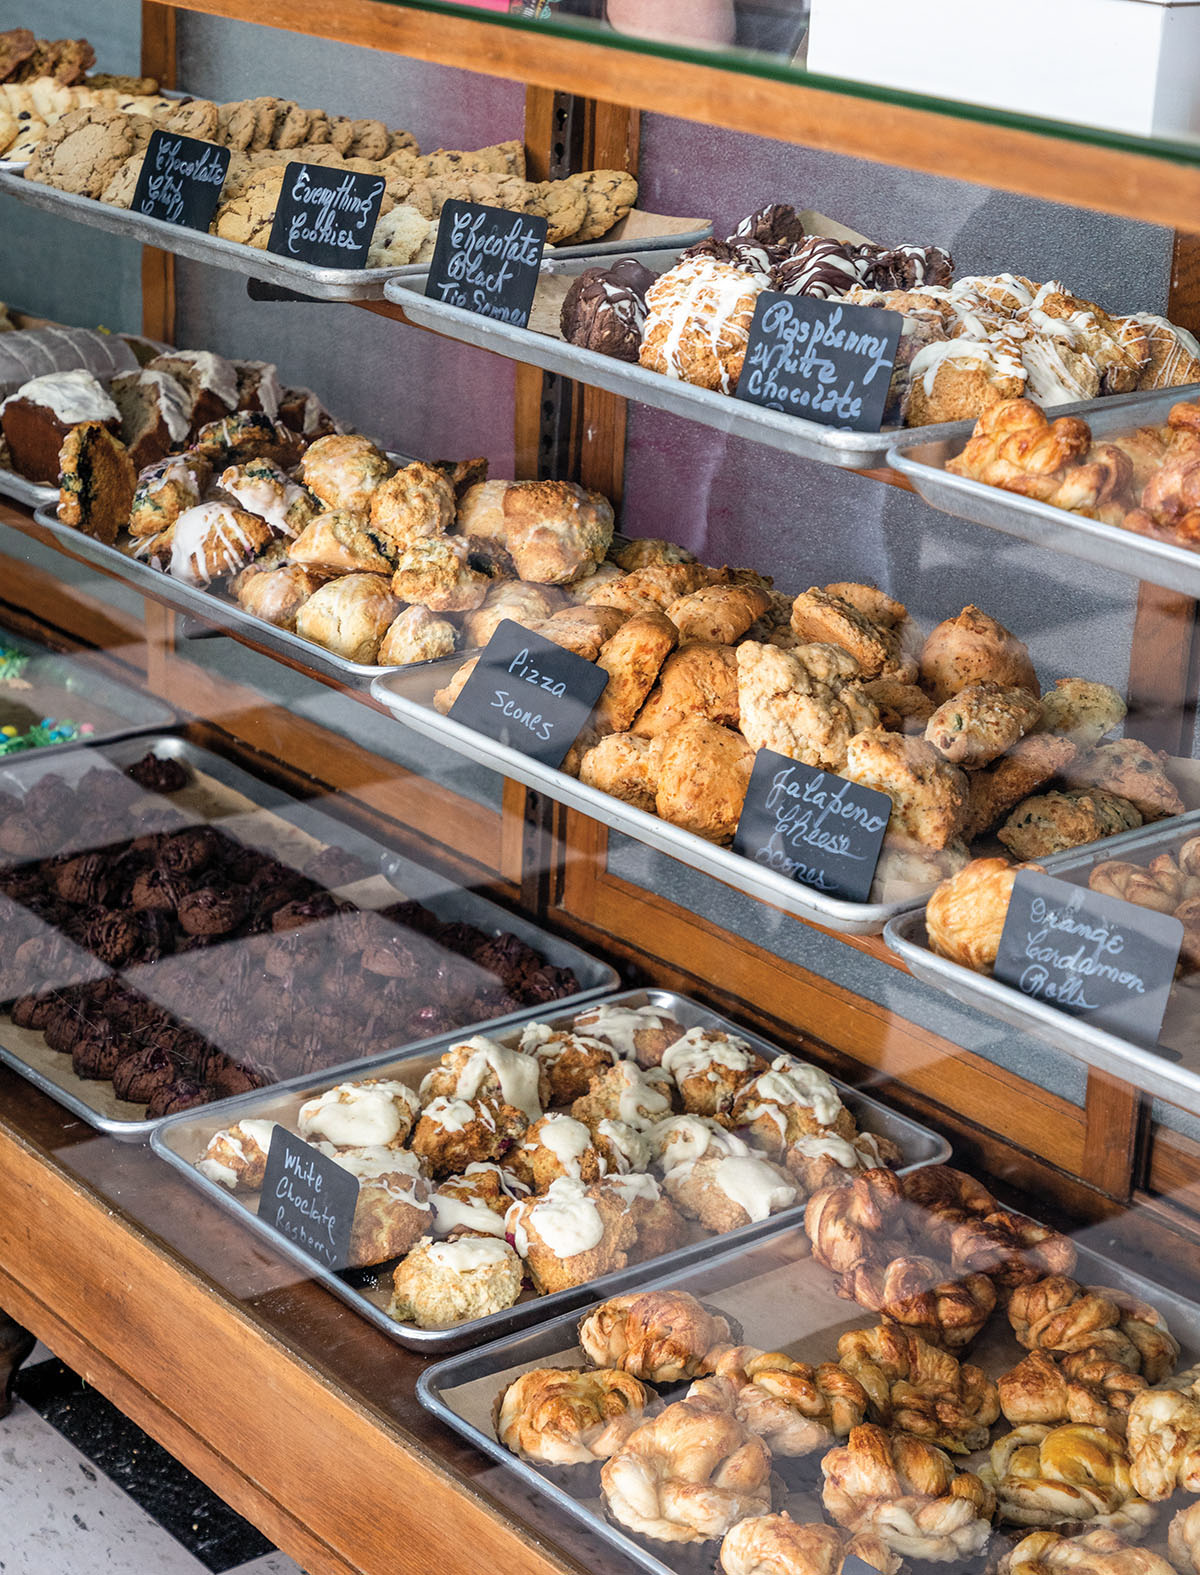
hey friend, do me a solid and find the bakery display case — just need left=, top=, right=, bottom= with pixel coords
left=11, top=4, right=1200, bottom=1575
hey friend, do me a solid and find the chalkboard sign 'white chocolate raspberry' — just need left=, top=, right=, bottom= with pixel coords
left=132, top=130, right=229, bottom=231
left=266, top=162, right=386, bottom=269
left=425, top=200, right=548, bottom=326
left=259, top=1127, right=359, bottom=1271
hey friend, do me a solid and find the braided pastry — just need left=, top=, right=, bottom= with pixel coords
left=841, top=1254, right=997, bottom=1351
left=1088, top=860, right=1183, bottom=914
left=981, top=1423, right=1153, bottom=1532
left=494, top=1366, right=650, bottom=1465
left=1089, top=1285, right=1180, bottom=1385
left=804, top=1168, right=909, bottom=1278
left=998, top=1526, right=1175, bottom=1575
left=820, top=1422, right=995, bottom=1561
left=577, top=1290, right=730, bottom=1384
left=1008, top=1279, right=1140, bottom=1369
left=998, top=1349, right=1147, bottom=1434
left=949, top=1208, right=1077, bottom=1289
left=899, top=1164, right=997, bottom=1249
left=1170, top=1500, right=1200, bottom=1575
left=946, top=400, right=1094, bottom=499
left=707, top=1344, right=869, bottom=1456
left=836, top=1323, right=999, bottom=1453
left=600, top=1387, right=772, bottom=1544
left=1124, top=1387, right=1200, bottom=1500
left=719, top=1513, right=901, bottom=1575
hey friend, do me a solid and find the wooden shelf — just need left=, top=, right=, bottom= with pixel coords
left=155, top=0, right=1200, bottom=229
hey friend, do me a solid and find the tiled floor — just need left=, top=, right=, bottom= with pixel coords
left=1, top=1346, right=305, bottom=1575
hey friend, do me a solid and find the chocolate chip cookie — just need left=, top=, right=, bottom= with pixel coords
left=159, top=96, right=220, bottom=142
left=566, top=168, right=638, bottom=242
left=26, top=106, right=150, bottom=199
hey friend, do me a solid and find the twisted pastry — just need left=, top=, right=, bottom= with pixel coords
left=719, top=1514, right=901, bottom=1575
left=577, top=1290, right=730, bottom=1384
left=600, top=1387, right=772, bottom=1544
left=494, top=1366, right=650, bottom=1465
left=1124, top=1387, right=1200, bottom=1500
left=804, top=1168, right=909, bottom=1278
left=1171, top=1500, right=1200, bottom=1575
left=836, top=1323, right=999, bottom=1453
left=841, top=1254, right=997, bottom=1351
left=998, top=1527, right=1175, bottom=1575
left=947, top=400, right=1094, bottom=499
left=1008, top=1279, right=1140, bottom=1369
left=899, top=1164, right=997, bottom=1249
left=820, top=1422, right=995, bottom=1562
left=707, top=1344, right=869, bottom=1456
left=1089, top=860, right=1185, bottom=914
left=981, top=1423, right=1153, bottom=1532
left=998, top=1349, right=1147, bottom=1434
left=949, top=1208, right=1076, bottom=1289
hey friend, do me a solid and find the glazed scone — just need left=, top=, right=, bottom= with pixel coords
left=314, top=1143, right=433, bottom=1267
left=660, top=1027, right=768, bottom=1121
left=573, top=1002, right=686, bottom=1065
left=289, top=509, right=396, bottom=575
left=500, top=480, right=615, bottom=584
left=297, top=1078, right=421, bottom=1148
left=234, top=563, right=325, bottom=629
left=128, top=452, right=211, bottom=537
left=506, top=1112, right=607, bottom=1192
left=729, top=1057, right=856, bottom=1149
left=390, top=535, right=490, bottom=612
left=570, top=1060, right=674, bottom=1128
left=650, top=1114, right=753, bottom=1173
left=417, top=1034, right=546, bottom=1121
left=389, top=1234, right=523, bottom=1327
left=196, top=1118, right=277, bottom=1190
left=410, top=1095, right=529, bottom=1180
left=299, top=433, right=393, bottom=513
left=664, top=1152, right=797, bottom=1232
left=168, top=501, right=274, bottom=585
left=293, top=573, right=400, bottom=663
left=519, top=1023, right=616, bottom=1107
left=377, top=604, right=457, bottom=666
left=430, top=1163, right=526, bottom=1239
left=218, top=458, right=318, bottom=539
left=591, top=1172, right=685, bottom=1261
left=505, top=1175, right=637, bottom=1293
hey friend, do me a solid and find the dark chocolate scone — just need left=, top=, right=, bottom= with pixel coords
left=158, top=827, right=224, bottom=876
left=125, top=752, right=191, bottom=794
left=111, top=1044, right=179, bottom=1105
left=304, top=845, right=372, bottom=887
left=560, top=256, right=656, bottom=362
left=146, top=1077, right=215, bottom=1119
left=54, top=853, right=115, bottom=907
left=84, top=911, right=142, bottom=966
left=176, top=886, right=247, bottom=937
left=129, top=865, right=192, bottom=912
left=71, top=1021, right=125, bottom=1080
left=11, top=991, right=59, bottom=1031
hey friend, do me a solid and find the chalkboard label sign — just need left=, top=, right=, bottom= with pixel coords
left=994, top=869, right=1182, bottom=1044
left=732, top=750, right=891, bottom=903
left=131, top=130, right=229, bottom=231
left=424, top=200, right=548, bottom=326
left=259, top=1127, right=359, bottom=1271
left=448, top=619, right=608, bottom=768
left=266, top=162, right=386, bottom=269
left=735, top=293, right=902, bottom=432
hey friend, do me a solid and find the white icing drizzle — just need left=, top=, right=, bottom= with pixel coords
left=427, top=1236, right=513, bottom=1272
left=168, top=501, right=261, bottom=585
left=599, top=1171, right=661, bottom=1208
left=645, top=258, right=763, bottom=394
left=595, top=1118, right=650, bottom=1174
left=661, top=1026, right=757, bottom=1084
left=1132, top=313, right=1200, bottom=380
left=196, top=1155, right=239, bottom=1189
left=789, top=1133, right=861, bottom=1169
left=139, top=370, right=192, bottom=441
left=431, top=1192, right=507, bottom=1238
left=314, top=1142, right=429, bottom=1208
left=1, top=369, right=119, bottom=424
left=167, top=349, right=238, bottom=409
left=422, top=1095, right=495, bottom=1134
left=137, top=454, right=201, bottom=501
left=612, top=1062, right=672, bottom=1127
left=421, top=1035, right=543, bottom=1122
left=296, top=1079, right=420, bottom=1148
left=531, top=1114, right=594, bottom=1177
left=1016, top=331, right=1098, bottom=406
left=196, top=1118, right=276, bottom=1189
left=463, top=1160, right=527, bottom=1196
left=910, top=333, right=1026, bottom=398
left=742, top=1057, right=844, bottom=1128
left=237, top=360, right=282, bottom=420
left=652, top=1115, right=749, bottom=1169
left=572, top=1004, right=672, bottom=1060
left=219, top=460, right=310, bottom=537
left=712, top=1155, right=796, bottom=1221
left=509, top=1177, right=605, bottom=1260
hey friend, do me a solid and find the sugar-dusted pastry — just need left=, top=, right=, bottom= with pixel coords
left=293, top=573, right=400, bottom=663
left=998, top=788, right=1143, bottom=860
left=518, top=1023, right=615, bottom=1106
left=498, top=480, right=614, bottom=584
left=570, top=1059, right=674, bottom=1129
left=1036, top=678, right=1126, bottom=749
left=981, top=1423, right=1151, bottom=1533
left=999, top=1349, right=1147, bottom=1436
left=836, top=1324, right=1000, bottom=1454
left=926, top=856, right=1031, bottom=974
left=196, top=1118, right=277, bottom=1190
left=924, top=683, right=1042, bottom=768
left=288, top=510, right=396, bottom=575
left=367, top=459, right=455, bottom=548
left=660, top=1027, right=768, bottom=1121
left=730, top=1056, right=854, bottom=1150
left=843, top=728, right=968, bottom=851
left=963, top=734, right=1079, bottom=839
left=653, top=717, right=755, bottom=844
left=505, top=1175, right=636, bottom=1293
left=664, top=1151, right=796, bottom=1231
left=735, top=640, right=878, bottom=773
left=1172, top=1502, right=1200, bottom=1575
left=580, top=1289, right=729, bottom=1382
left=719, top=1516, right=901, bottom=1575
left=1065, top=738, right=1184, bottom=822
left=388, top=1234, right=523, bottom=1328
left=631, top=641, right=739, bottom=737
left=377, top=603, right=457, bottom=666
left=506, top=1112, right=605, bottom=1192
left=708, top=1346, right=869, bottom=1456
left=56, top=421, right=136, bottom=545
left=577, top=732, right=657, bottom=813
left=430, top=1162, right=526, bottom=1239
left=418, top=1033, right=546, bottom=1121
left=639, top=256, right=765, bottom=394
left=218, top=458, right=318, bottom=539
left=316, top=1143, right=433, bottom=1267
left=409, top=1095, right=528, bottom=1180
left=297, top=1076, right=421, bottom=1148
left=496, top=1366, right=651, bottom=1465
left=843, top=1255, right=998, bottom=1352
left=299, top=432, right=392, bottom=513
left=919, top=603, right=1039, bottom=704
left=821, top=1423, right=995, bottom=1561
left=572, top=1001, right=686, bottom=1065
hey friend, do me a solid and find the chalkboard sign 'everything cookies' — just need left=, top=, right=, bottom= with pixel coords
left=266, top=162, right=386, bottom=269
left=994, top=869, right=1183, bottom=1045
left=733, top=750, right=891, bottom=903
left=448, top=619, right=608, bottom=768
left=132, top=131, right=230, bottom=231
left=424, top=200, right=548, bottom=326
left=735, top=293, right=902, bottom=432
left=259, top=1127, right=359, bottom=1271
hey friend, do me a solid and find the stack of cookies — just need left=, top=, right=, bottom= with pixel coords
left=0, top=25, right=159, bottom=162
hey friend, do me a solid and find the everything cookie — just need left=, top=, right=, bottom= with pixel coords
left=271, top=101, right=312, bottom=149
left=25, top=106, right=151, bottom=198
left=346, top=117, right=389, bottom=160
left=212, top=165, right=284, bottom=246
left=528, top=179, right=588, bottom=245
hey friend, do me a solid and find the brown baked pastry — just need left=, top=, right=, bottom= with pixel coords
left=790, top=587, right=911, bottom=680
left=981, top=1423, right=1152, bottom=1533
left=698, top=1352, right=867, bottom=1457
left=1065, top=739, right=1184, bottom=822
left=390, top=536, right=490, bottom=612
left=504, top=1112, right=605, bottom=1192
left=949, top=1208, right=1076, bottom=1288
left=298, top=433, right=392, bottom=513
left=495, top=1366, right=651, bottom=1465
left=518, top=1025, right=615, bottom=1108
left=836, top=1323, right=999, bottom=1453
left=388, top=1235, right=523, bottom=1329
left=631, top=641, right=739, bottom=737
left=506, top=1176, right=636, bottom=1293
left=925, top=856, right=1029, bottom=974
left=410, top=1094, right=528, bottom=1180
left=735, top=641, right=879, bottom=772
left=367, top=460, right=456, bottom=549
left=999, top=1349, right=1148, bottom=1435
left=946, top=400, right=1134, bottom=519
left=658, top=1028, right=768, bottom=1121
left=1037, top=679, right=1126, bottom=749
left=318, top=1147, right=432, bottom=1268
left=861, top=676, right=936, bottom=733
left=667, top=582, right=772, bottom=645
left=1009, top=1278, right=1180, bottom=1382
left=997, top=789, right=1143, bottom=860
left=729, top=1056, right=855, bottom=1151
left=579, top=1290, right=729, bottom=1383
left=417, top=1036, right=545, bottom=1121
left=57, top=422, right=136, bottom=544
left=292, top=573, right=400, bottom=663
left=459, top=583, right=559, bottom=650
left=535, top=603, right=627, bottom=661
left=963, top=734, right=1079, bottom=839
left=577, top=733, right=657, bottom=813
left=164, top=500, right=274, bottom=584
left=1172, top=1502, right=1200, bottom=1575
left=664, top=1151, right=796, bottom=1231
left=925, top=683, right=1042, bottom=768
left=572, top=1001, right=686, bottom=1066
left=296, top=1077, right=421, bottom=1148
left=195, top=1118, right=277, bottom=1190
left=377, top=604, right=457, bottom=665
left=591, top=610, right=678, bottom=734
left=288, top=510, right=395, bottom=575
left=843, top=1256, right=998, bottom=1352
left=498, top=481, right=613, bottom=584
left=844, top=728, right=968, bottom=851
left=804, top=1168, right=908, bottom=1279
left=569, top=1058, right=673, bottom=1127
left=639, top=257, right=765, bottom=394
left=653, top=718, right=754, bottom=844
left=821, top=1423, right=995, bottom=1561
left=589, top=561, right=720, bottom=614
left=1000, top=1527, right=1175, bottom=1575
left=719, top=1516, right=901, bottom=1575
left=919, top=604, right=1039, bottom=703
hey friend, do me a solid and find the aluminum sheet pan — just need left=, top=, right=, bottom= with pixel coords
left=0, top=733, right=616, bottom=1140
left=886, top=810, right=1200, bottom=1112
left=0, top=626, right=176, bottom=754
left=0, top=467, right=61, bottom=508
left=888, top=384, right=1200, bottom=595
left=372, top=662, right=932, bottom=936
left=151, top=987, right=949, bottom=1352
left=418, top=1229, right=1199, bottom=1575
left=0, top=172, right=707, bottom=302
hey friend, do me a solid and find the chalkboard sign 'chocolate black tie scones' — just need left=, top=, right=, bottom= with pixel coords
left=425, top=199, right=547, bottom=326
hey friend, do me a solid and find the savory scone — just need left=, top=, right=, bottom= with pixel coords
left=1065, top=739, right=1184, bottom=822
left=377, top=604, right=457, bottom=666
left=389, top=1235, right=523, bottom=1328
left=501, top=480, right=614, bottom=584
left=390, top=536, right=490, bottom=612
left=918, top=604, right=1039, bottom=703
left=578, top=732, right=658, bottom=813
left=997, top=788, right=1144, bottom=860
left=962, top=734, right=1078, bottom=839
left=666, top=582, right=771, bottom=644
left=289, top=510, right=397, bottom=575
left=653, top=717, right=755, bottom=844
left=433, top=656, right=477, bottom=714
left=790, top=587, right=908, bottom=679
left=462, top=582, right=562, bottom=650
left=367, top=459, right=456, bottom=549
left=843, top=728, right=969, bottom=851
left=588, top=561, right=719, bottom=613
left=735, top=641, right=879, bottom=773
left=611, top=537, right=697, bottom=571
left=631, top=642, right=739, bottom=737
left=594, top=610, right=679, bottom=733
left=299, top=433, right=393, bottom=513
left=1035, top=678, right=1126, bottom=748
left=536, top=603, right=627, bottom=660
left=293, top=573, right=401, bottom=663
left=924, top=683, right=1043, bottom=768
left=860, top=677, right=935, bottom=734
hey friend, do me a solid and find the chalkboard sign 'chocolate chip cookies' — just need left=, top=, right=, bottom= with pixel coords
left=131, top=129, right=229, bottom=231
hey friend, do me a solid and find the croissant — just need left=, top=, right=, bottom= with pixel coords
left=1124, top=1387, right=1200, bottom=1500
left=1171, top=1501, right=1200, bottom=1575
left=821, top=1422, right=995, bottom=1561
left=1179, top=835, right=1200, bottom=877
left=805, top=1168, right=909, bottom=1279
left=708, top=1344, right=869, bottom=1456
left=841, top=1254, right=997, bottom=1351
left=494, top=1366, right=651, bottom=1465
left=600, top=1387, right=772, bottom=1544
left=999, top=1526, right=1176, bottom=1575
left=998, top=1349, right=1147, bottom=1435
left=577, top=1290, right=730, bottom=1384
left=719, top=1514, right=902, bottom=1575
left=948, top=1208, right=1076, bottom=1289
left=981, top=1423, right=1154, bottom=1532
left=1045, top=442, right=1134, bottom=520
left=836, top=1323, right=999, bottom=1453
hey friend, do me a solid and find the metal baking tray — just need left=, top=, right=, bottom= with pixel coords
left=0, top=624, right=176, bottom=755
left=888, top=385, right=1200, bottom=596
left=372, top=662, right=932, bottom=936
left=417, top=1228, right=1200, bottom=1575
left=0, top=733, right=617, bottom=1140
left=886, top=809, right=1200, bottom=1113
left=0, top=467, right=55, bottom=508
left=0, top=172, right=707, bottom=302
left=151, top=987, right=949, bottom=1352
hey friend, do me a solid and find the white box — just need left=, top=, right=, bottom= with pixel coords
left=806, top=0, right=1200, bottom=141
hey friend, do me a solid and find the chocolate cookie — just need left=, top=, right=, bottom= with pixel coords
left=111, top=1043, right=177, bottom=1105
left=71, top=1021, right=124, bottom=1080
left=176, top=885, right=247, bottom=937
left=53, top=853, right=114, bottom=907
left=84, top=911, right=141, bottom=966
left=159, top=97, right=220, bottom=142
left=158, top=827, right=223, bottom=876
